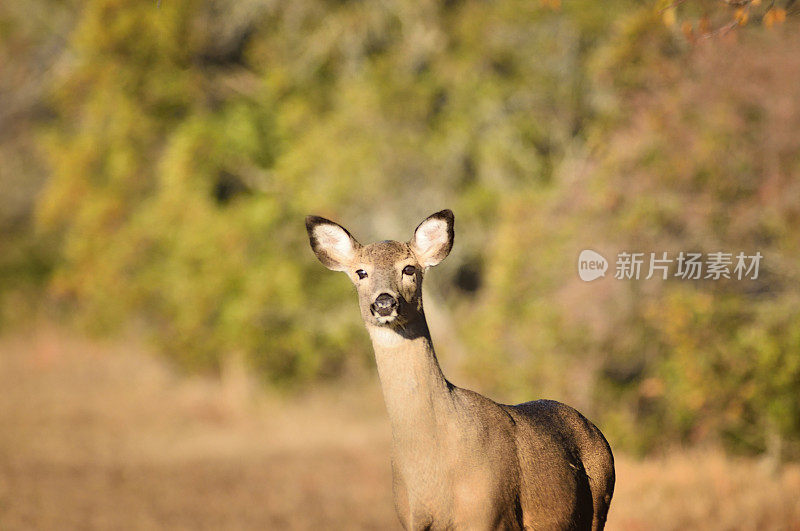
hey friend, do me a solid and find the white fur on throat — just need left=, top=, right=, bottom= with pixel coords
left=368, top=325, right=405, bottom=348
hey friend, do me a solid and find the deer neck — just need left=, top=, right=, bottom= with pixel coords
left=367, top=314, right=454, bottom=444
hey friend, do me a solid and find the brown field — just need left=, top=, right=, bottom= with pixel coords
left=1, top=327, right=798, bottom=530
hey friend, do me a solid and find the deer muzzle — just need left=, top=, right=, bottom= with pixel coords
left=371, top=293, right=398, bottom=317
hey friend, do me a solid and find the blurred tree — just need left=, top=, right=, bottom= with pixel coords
left=461, top=15, right=800, bottom=456
left=36, top=0, right=632, bottom=380
left=0, top=1, right=80, bottom=326
left=36, top=0, right=367, bottom=381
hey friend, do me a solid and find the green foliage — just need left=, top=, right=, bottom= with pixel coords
left=0, top=1, right=76, bottom=327
left=37, top=0, right=370, bottom=382
left=36, top=0, right=630, bottom=382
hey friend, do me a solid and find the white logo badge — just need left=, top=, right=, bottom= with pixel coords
left=578, top=250, right=608, bottom=282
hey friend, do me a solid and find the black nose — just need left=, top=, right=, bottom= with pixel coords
left=371, top=293, right=398, bottom=317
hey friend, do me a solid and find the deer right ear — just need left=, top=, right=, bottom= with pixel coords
left=305, top=215, right=361, bottom=271
left=411, top=209, right=454, bottom=268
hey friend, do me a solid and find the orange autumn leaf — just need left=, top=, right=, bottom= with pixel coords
left=735, top=7, right=749, bottom=26
left=763, top=8, right=786, bottom=27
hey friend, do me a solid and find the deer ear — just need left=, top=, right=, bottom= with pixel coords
left=410, top=209, right=454, bottom=268
left=305, top=215, right=361, bottom=271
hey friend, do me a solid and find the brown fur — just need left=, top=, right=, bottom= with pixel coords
left=306, top=210, right=614, bottom=530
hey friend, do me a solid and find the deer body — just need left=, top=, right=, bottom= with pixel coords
left=306, top=211, right=614, bottom=530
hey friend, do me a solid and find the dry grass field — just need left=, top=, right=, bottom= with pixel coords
left=1, top=327, right=798, bottom=530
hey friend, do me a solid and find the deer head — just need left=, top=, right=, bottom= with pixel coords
left=305, top=210, right=454, bottom=329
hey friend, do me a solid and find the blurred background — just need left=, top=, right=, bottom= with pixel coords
left=1, top=0, right=799, bottom=528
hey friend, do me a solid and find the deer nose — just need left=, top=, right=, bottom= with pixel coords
left=371, top=293, right=398, bottom=317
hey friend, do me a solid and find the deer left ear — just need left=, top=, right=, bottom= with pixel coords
left=306, top=215, right=361, bottom=271
left=410, top=209, right=454, bottom=268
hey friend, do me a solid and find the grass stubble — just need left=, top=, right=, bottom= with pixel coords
left=0, top=327, right=798, bottom=530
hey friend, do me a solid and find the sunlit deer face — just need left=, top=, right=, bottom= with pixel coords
left=306, top=210, right=454, bottom=328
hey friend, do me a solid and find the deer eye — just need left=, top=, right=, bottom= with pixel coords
left=402, top=265, right=416, bottom=276
left=355, top=269, right=368, bottom=280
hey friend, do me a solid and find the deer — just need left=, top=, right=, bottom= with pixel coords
left=305, top=209, right=614, bottom=530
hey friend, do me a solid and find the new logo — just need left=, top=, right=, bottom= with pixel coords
left=578, top=250, right=608, bottom=282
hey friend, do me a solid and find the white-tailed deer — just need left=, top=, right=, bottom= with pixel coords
left=305, top=210, right=614, bottom=530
